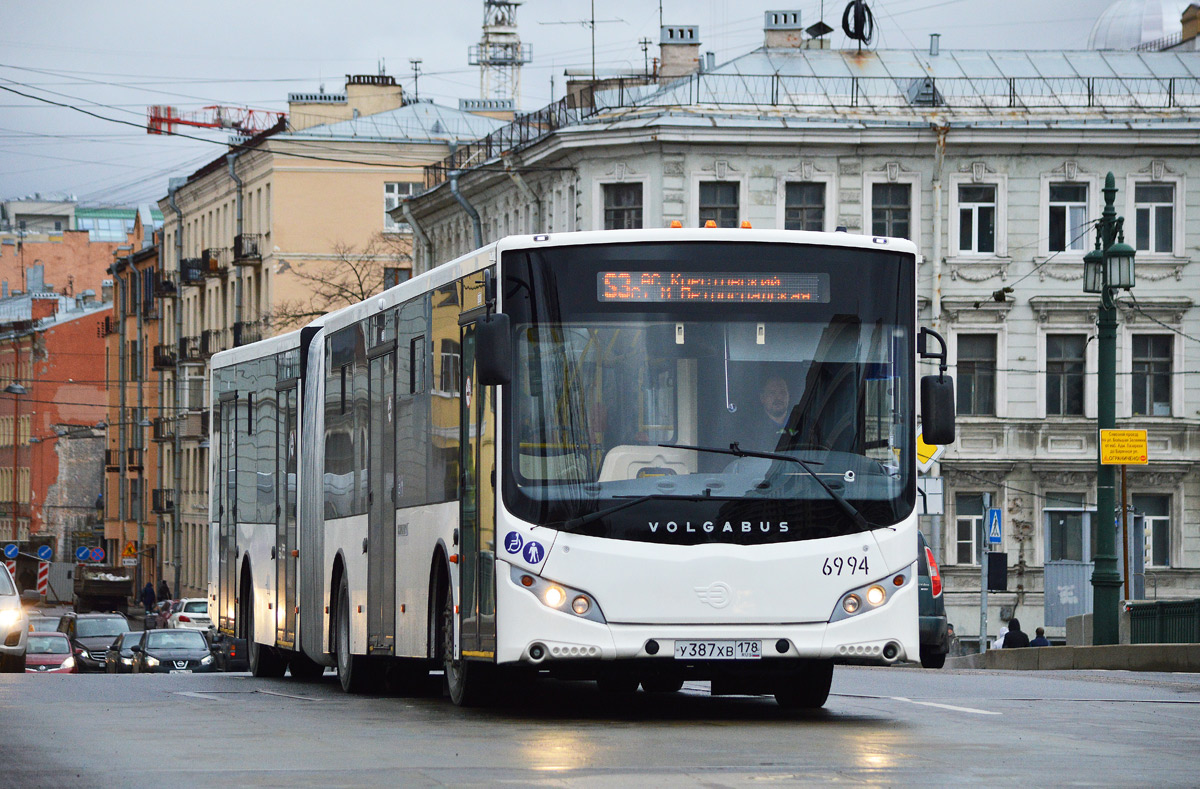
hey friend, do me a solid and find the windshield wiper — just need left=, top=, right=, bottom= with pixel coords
left=660, top=442, right=869, bottom=530
left=554, top=493, right=714, bottom=533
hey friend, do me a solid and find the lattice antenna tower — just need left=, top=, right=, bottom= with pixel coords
left=468, top=0, right=532, bottom=106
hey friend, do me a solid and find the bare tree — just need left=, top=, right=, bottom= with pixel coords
left=269, top=233, right=412, bottom=331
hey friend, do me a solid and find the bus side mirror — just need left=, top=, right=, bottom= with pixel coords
left=918, top=327, right=955, bottom=444
left=476, top=313, right=512, bottom=387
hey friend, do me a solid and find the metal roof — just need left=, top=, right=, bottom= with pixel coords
left=283, top=100, right=508, bottom=144
left=588, top=47, right=1200, bottom=119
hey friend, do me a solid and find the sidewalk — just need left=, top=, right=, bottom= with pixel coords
left=945, top=644, right=1200, bottom=672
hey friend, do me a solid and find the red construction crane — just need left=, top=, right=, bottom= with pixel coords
left=147, top=105, right=286, bottom=136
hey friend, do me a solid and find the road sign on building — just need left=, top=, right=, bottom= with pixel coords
left=987, top=508, right=1002, bottom=544
left=122, top=541, right=138, bottom=559
left=1100, top=429, right=1148, bottom=465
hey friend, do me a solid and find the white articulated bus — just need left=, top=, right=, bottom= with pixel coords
left=208, top=227, right=955, bottom=708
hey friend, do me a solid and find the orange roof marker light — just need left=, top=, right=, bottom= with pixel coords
left=704, top=220, right=717, bottom=228
left=741, top=221, right=752, bottom=229
left=669, top=220, right=683, bottom=228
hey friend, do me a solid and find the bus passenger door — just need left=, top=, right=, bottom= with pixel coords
left=276, top=384, right=298, bottom=648
left=367, top=349, right=397, bottom=653
left=459, top=320, right=497, bottom=658
left=218, top=393, right=238, bottom=634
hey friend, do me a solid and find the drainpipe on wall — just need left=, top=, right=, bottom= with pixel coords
left=449, top=170, right=483, bottom=250
left=931, top=123, right=949, bottom=332
left=504, top=156, right=542, bottom=233
left=167, top=181, right=184, bottom=600
left=226, top=153, right=244, bottom=342
left=401, top=199, right=434, bottom=275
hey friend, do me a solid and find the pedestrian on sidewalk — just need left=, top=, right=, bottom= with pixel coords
left=140, top=581, right=157, bottom=614
left=1002, top=617, right=1030, bottom=649
left=1030, top=627, right=1050, bottom=647
left=157, top=578, right=171, bottom=602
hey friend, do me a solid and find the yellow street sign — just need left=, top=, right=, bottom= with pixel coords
left=1100, top=429, right=1148, bottom=465
left=916, top=428, right=946, bottom=472
left=122, top=541, right=138, bottom=558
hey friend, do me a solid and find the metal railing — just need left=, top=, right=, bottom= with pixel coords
left=151, top=417, right=174, bottom=442
left=233, top=233, right=262, bottom=264
left=199, top=329, right=224, bottom=358
left=1128, top=599, right=1200, bottom=644
left=179, top=336, right=202, bottom=363
left=232, top=321, right=261, bottom=347
left=152, top=344, right=176, bottom=370
left=104, top=448, right=120, bottom=468
left=126, top=447, right=143, bottom=469
left=152, top=488, right=174, bottom=514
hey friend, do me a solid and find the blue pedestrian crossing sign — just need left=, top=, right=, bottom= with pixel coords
left=986, top=508, right=1003, bottom=544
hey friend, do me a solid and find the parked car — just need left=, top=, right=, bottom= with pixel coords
left=105, top=630, right=145, bottom=674
left=24, top=632, right=76, bottom=673
left=0, top=564, right=28, bottom=673
left=57, top=612, right=131, bottom=673
left=917, top=532, right=949, bottom=669
left=166, top=598, right=213, bottom=632
left=130, top=628, right=216, bottom=674
left=210, top=633, right=250, bottom=672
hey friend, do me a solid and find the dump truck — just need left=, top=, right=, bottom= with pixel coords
left=73, top=565, right=134, bottom=613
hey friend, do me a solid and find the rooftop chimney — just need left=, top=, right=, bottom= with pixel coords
left=929, top=33, right=941, bottom=56
left=31, top=293, right=59, bottom=321
left=764, top=10, right=804, bottom=48
left=101, top=278, right=113, bottom=304
left=659, top=25, right=701, bottom=80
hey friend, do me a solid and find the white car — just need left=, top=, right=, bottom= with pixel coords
left=166, top=598, right=214, bottom=632
left=0, top=563, right=28, bottom=672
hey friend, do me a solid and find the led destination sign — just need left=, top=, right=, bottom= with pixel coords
left=598, top=271, right=830, bottom=303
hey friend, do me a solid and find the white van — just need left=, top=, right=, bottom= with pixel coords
left=0, top=563, right=28, bottom=672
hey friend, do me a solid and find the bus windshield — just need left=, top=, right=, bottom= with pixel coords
left=500, top=241, right=916, bottom=545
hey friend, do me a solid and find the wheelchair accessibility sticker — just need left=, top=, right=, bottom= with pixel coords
left=504, top=532, right=523, bottom=554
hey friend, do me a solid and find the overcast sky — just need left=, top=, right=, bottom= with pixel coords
left=1, top=0, right=1119, bottom=206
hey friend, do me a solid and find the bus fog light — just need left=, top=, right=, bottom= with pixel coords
left=843, top=594, right=861, bottom=614
left=571, top=595, right=591, bottom=615
left=544, top=586, right=566, bottom=608
left=866, top=586, right=886, bottom=606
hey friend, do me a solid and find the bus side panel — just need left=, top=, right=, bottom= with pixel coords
left=239, top=521, right=275, bottom=645
left=393, top=500, right=457, bottom=658
left=326, top=515, right=369, bottom=654
left=298, top=332, right=329, bottom=662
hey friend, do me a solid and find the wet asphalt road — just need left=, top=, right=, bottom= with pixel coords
left=2, top=664, right=1198, bottom=787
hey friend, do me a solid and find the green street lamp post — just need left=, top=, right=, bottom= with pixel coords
left=1083, top=172, right=1135, bottom=646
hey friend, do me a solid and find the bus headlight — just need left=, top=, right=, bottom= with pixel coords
left=830, top=564, right=914, bottom=622
left=510, top=566, right=606, bottom=624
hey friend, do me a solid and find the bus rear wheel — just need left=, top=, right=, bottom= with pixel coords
left=774, top=660, right=834, bottom=709
left=335, top=575, right=372, bottom=693
left=288, top=650, right=326, bottom=680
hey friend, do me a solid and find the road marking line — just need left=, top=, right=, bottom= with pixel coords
left=255, top=690, right=320, bottom=701
left=890, top=696, right=1001, bottom=715
left=175, top=691, right=224, bottom=701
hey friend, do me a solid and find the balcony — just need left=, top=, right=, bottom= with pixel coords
left=151, top=416, right=175, bottom=442
left=179, top=336, right=202, bottom=363
left=200, top=329, right=225, bottom=358
left=152, top=488, right=174, bottom=514
left=126, top=447, right=143, bottom=469
left=179, top=409, right=209, bottom=440
left=152, top=344, right=176, bottom=370
left=154, top=275, right=177, bottom=299
left=180, top=258, right=205, bottom=286
left=202, top=248, right=224, bottom=278
left=233, top=233, right=262, bottom=266
left=232, top=321, right=262, bottom=347
left=104, top=448, right=120, bottom=469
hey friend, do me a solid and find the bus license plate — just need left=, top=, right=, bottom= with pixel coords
left=673, top=640, right=761, bottom=660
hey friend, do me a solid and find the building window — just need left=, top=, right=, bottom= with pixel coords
left=383, top=267, right=409, bottom=290
left=956, top=334, right=996, bottom=416
left=955, top=493, right=985, bottom=564
left=603, top=183, right=643, bottom=230
left=957, top=184, right=995, bottom=254
left=784, top=182, right=825, bottom=231
left=1132, top=494, right=1170, bottom=567
left=1046, top=492, right=1089, bottom=562
left=698, top=182, right=739, bottom=228
left=871, top=183, right=911, bottom=239
left=1046, top=334, right=1086, bottom=416
left=1131, top=335, right=1171, bottom=416
left=384, top=182, right=417, bottom=233
left=1048, top=183, right=1089, bottom=252
left=1133, top=183, right=1174, bottom=254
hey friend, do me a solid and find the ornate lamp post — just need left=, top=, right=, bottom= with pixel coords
left=1087, top=173, right=1136, bottom=645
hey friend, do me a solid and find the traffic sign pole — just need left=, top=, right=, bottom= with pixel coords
left=979, top=493, right=991, bottom=654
